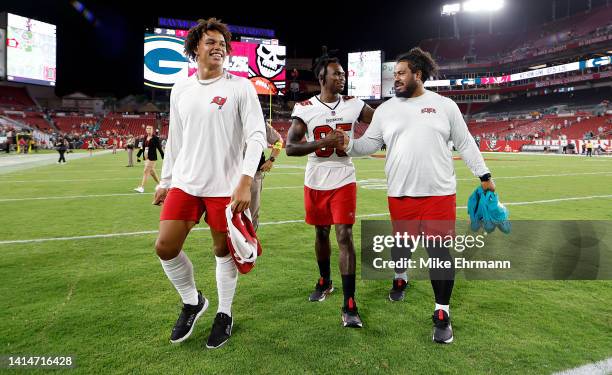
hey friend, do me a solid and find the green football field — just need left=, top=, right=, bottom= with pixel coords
left=1, top=150, right=611, bottom=374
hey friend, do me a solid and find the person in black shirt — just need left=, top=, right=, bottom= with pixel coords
left=134, top=125, right=164, bottom=193
left=56, top=137, right=68, bottom=164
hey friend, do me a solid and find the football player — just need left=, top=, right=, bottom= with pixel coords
left=286, top=56, right=374, bottom=328
left=153, top=18, right=266, bottom=349
left=339, top=47, right=495, bottom=343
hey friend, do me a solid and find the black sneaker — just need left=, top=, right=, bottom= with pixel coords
left=309, top=277, right=334, bottom=302
left=206, top=312, right=233, bottom=349
left=432, top=309, right=453, bottom=344
left=388, top=278, right=408, bottom=301
left=170, top=291, right=208, bottom=344
left=341, top=297, right=363, bottom=328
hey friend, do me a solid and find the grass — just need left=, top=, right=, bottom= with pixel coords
left=0, top=151, right=611, bottom=374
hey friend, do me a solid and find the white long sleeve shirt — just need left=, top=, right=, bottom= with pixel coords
left=160, top=72, right=266, bottom=197
left=347, top=90, right=489, bottom=197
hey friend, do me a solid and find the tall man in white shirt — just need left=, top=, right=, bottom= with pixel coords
left=152, top=18, right=266, bottom=349
left=339, top=48, right=495, bottom=343
left=286, top=56, right=374, bottom=328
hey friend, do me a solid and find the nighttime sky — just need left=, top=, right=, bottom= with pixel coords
left=1, top=0, right=606, bottom=97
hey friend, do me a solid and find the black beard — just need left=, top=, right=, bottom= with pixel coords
left=395, top=85, right=416, bottom=98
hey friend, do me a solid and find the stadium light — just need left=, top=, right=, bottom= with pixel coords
left=442, top=3, right=461, bottom=15
left=463, top=0, right=504, bottom=12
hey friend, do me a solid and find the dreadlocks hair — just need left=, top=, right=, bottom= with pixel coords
left=184, top=18, right=232, bottom=61
left=313, top=55, right=340, bottom=84
left=396, top=47, right=438, bottom=83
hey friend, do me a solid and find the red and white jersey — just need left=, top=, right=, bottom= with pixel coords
left=291, top=95, right=365, bottom=190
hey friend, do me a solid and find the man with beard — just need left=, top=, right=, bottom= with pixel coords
left=338, top=47, right=495, bottom=343
left=286, top=56, right=374, bottom=328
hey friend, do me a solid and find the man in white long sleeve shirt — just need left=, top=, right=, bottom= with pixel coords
left=339, top=48, right=495, bottom=344
left=152, top=18, right=266, bottom=349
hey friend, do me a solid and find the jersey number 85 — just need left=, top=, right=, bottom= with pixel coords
left=313, top=123, right=352, bottom=157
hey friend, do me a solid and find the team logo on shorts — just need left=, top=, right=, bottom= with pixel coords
left=211, top=96, right=227, bottom=109
left=421, top=107, right=437, bottom=114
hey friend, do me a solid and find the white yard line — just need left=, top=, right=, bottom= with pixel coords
left=480, top=151, right=612, bottom=158
left=457, top=171, right=612, bottom=181
left=0, top=186, right=302, bottom=202
left=2, top=171, right=612, bottom=201
left=0, top=151, right=113, bottom=174
left=551, top=357, right=612, bottom=375
left=1, top=194, right=611, bottom=245
left=0, top=193, right=142, bottom=202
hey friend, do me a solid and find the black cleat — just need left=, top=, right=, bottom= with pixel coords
left=309, top=277, right=334, bottom=302
left=432, top=309, right=454, bottom=344
left=170, top=291, right=208, bottom=344
left=341, top=297, right=363, bottom=328
left=388, top=278, right=408, bottom=302
left=206, top=312, right=233, bottom=349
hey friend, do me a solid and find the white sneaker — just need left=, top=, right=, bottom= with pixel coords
left=133, top=187, right=144, bottom=193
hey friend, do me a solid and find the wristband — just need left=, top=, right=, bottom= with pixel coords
left=479, top=173, right=492, bottom=182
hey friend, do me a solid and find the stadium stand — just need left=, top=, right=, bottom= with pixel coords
left=476, top=87, right=611, bottom=116
left=52, top=115, right=98, bottom=133
left=425, top=4, right=612, bottom=64
left=2, top=111, right=53, bottom=131
left=99, top=114, right=156, bottom=136
left=0, top=86, right=37, bottom=109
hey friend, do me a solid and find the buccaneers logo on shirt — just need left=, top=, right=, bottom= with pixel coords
left=211, top=96, right=227, bottom=109
left=421, top=107, right=437, bottom=114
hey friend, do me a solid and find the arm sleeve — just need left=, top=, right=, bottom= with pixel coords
left=347, top=109, right=384, bottom=156
left=240, top=81, right=266, bottom=177
left=159, top=89, right=183, bottom=188
left=447, top=99, right=490, bottom=177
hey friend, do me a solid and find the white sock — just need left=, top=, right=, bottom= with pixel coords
left=160, top=251, right=198, bottom=306
left=395, top=272, right=408, bottom=282
left=216, top=254, right=238, bottom=317
left=435, top=303, right=450, bottom=315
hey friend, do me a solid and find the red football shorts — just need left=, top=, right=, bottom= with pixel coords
left=304, top=183, right=356, bottom=226
left=160, top=188, right=230, bottom=232
left=387, top=194, right=456, bottom=237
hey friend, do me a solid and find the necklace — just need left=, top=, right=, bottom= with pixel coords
left=195, top=71, right=225, bottom=85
